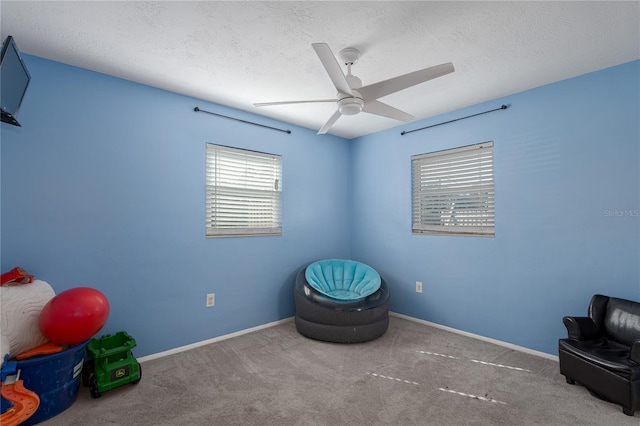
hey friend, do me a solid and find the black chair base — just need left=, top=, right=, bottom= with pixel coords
left=295, top=314, right=389, bottom=343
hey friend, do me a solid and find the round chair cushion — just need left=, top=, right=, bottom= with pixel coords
left=304, top=259, right=381, bottom=302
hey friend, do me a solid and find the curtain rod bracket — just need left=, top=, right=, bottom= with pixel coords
left=401, top=104, right=509, bottom=136
left=194, top=107, right=291, bottom=134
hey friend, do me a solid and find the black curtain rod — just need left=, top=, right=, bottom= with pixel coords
left=401, top=104, right=509, bottom=136
left=194, top=107, right=291, bottom=134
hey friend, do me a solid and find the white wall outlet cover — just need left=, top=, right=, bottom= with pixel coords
left=206, top=293, right=215, bottom=307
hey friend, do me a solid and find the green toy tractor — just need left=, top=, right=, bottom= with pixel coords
left=83, top=331, right=141, bottom=398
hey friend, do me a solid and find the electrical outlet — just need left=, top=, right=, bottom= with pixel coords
left=416, top=281, right=423, bottom=293
left=206, top=293, right=215, bottom=307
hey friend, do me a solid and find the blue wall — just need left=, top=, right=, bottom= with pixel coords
left=2, top=55, right=638, bottom=357
left=350, top=60, right=640, bottom=355
left=1, top=56, right=351, bottom=356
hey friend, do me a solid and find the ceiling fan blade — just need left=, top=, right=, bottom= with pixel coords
left=254, top=99, right=336, bottom=107
left=359, top=62, right=454, bottom=101
left=312, top=43, right=353, bottom=96
left=362, top=100, right=414, bottom=122
left=317, top=109, right=342, bottom=134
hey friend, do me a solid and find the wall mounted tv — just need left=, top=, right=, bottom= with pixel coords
left=1, top=35, right=31, bottom=127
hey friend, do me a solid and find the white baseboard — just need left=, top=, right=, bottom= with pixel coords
left=138, top=317, right=294, bottom=363
left=390, top=312, right=559, bottom=362
left=139, top=313, right=558, bottom=363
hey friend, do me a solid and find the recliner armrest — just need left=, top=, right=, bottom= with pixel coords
left=631, top=339, right=640, bottom=364
left=562, top=316, right=600, bottom=341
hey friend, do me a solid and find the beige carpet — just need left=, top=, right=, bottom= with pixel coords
left=40, top=316, right=636, bottom=425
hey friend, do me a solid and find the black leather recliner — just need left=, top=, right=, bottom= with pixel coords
left=559, top=294, right=640, bottom=416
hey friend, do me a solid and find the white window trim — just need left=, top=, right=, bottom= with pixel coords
left=412, top=141, right=495, bottom=237
left=206, top=143, right=282, bottom=238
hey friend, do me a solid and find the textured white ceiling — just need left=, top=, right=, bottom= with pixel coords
left=2, top=1, right=639, bottom=139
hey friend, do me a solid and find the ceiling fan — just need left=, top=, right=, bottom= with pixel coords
left=254, top=43, right=454, bottom=134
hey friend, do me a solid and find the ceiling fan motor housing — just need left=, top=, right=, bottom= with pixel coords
left=345, top=74, right=362, bottom=89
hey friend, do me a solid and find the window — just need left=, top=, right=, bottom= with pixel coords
left=206, top=144, right=282, bottom=237
left=412, top=141, right=494, bottom=236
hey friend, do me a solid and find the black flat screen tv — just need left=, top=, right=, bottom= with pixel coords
left=1, top=35, right=31, bottom=127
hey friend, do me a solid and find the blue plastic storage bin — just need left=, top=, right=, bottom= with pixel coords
left=14, top=340, right=88, bottom=425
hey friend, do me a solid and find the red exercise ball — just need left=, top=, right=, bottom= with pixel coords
left=39, top=287, right=110, bottom=345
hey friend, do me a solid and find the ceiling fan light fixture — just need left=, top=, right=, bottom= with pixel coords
left=338, top=97, right=364, bottom=115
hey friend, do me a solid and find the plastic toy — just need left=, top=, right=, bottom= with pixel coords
left=83, top=332, right=141, bottom=398
left=0, top=267, right=34, bottom=285
left=39, top=287, right=110, bottom=345
left=16, top=342, right=63, bottom=360
left=1, top=355, right=40, bottom=426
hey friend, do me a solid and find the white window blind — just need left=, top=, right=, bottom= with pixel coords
left=206, top=144, right=282, bottom=237
left=412, top=141, right=494, bottom=236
